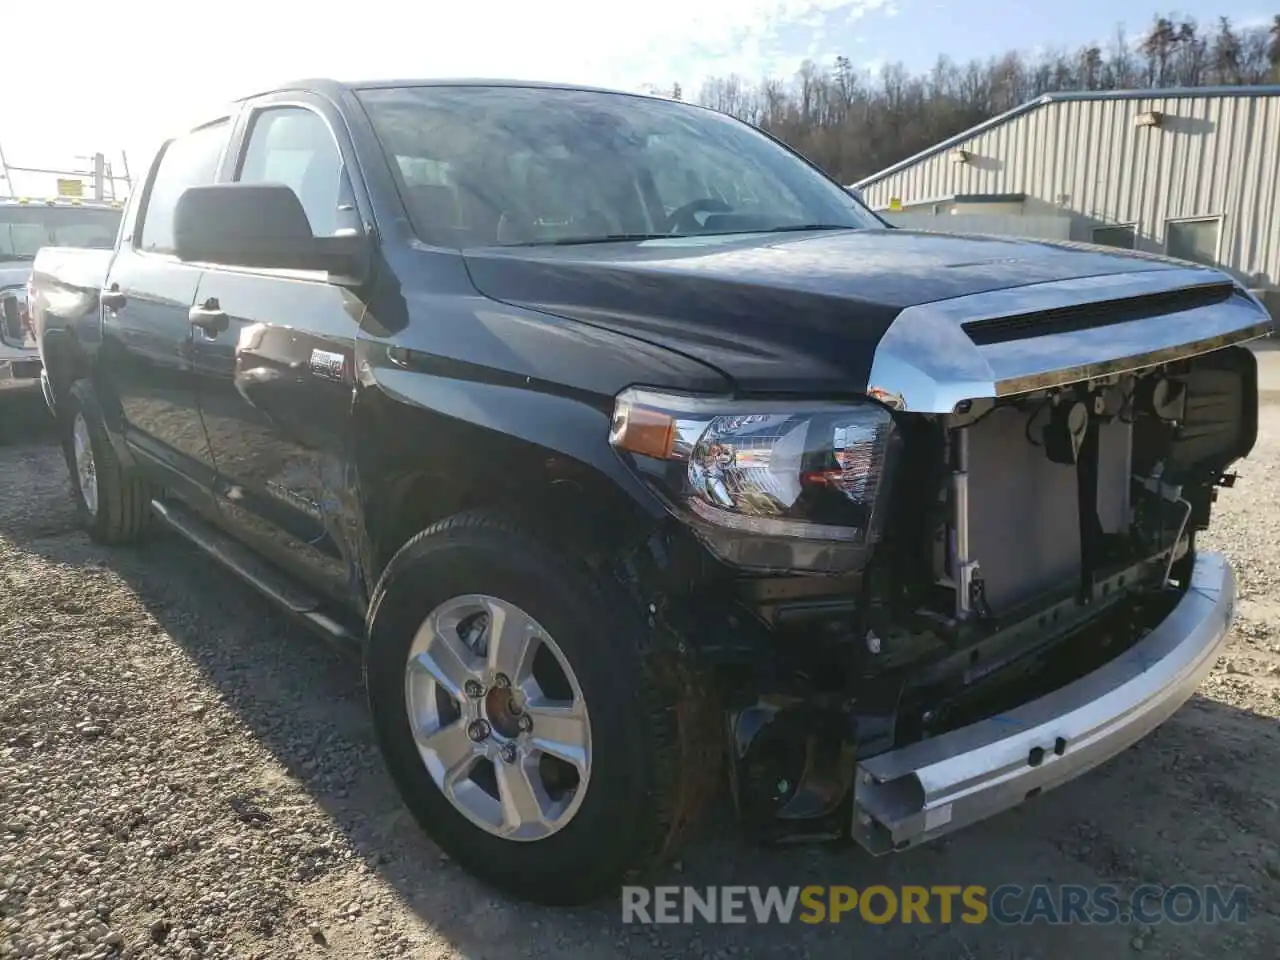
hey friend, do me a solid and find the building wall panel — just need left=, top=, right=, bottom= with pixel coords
left=860, top=93, right=1280, bottom=288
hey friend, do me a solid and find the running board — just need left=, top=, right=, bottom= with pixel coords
left=149, top=498, right=361, bottom=652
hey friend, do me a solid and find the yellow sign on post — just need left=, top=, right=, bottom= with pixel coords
left=888, top=197, right=903, bottom=212
left=56, top=178, right=84, bottom=198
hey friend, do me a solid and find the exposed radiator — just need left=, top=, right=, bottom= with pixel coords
left=963, top=406, right=1132, bottom=614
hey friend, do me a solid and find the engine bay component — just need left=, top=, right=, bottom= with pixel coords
left=949, top=425, right=986, bottom=620
left=1131, top=374, right=1187, bottom=424
left=1042, top=399, right=1090, bottom=465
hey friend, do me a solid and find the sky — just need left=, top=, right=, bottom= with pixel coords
left=1, top=0, right=1274, bottom=197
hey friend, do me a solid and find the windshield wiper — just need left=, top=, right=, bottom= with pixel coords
left=1, top=253, right=36, bottom=262
left=761, top=224, right=859, bottom=233
left=500, top=225, right=861, bottom=247
left=690, top=224, right=862, bottom=238
left=503, top=233, right=677, bottom=247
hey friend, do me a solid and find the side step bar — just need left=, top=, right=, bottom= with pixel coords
left=149, top=498, right=362, bottom=653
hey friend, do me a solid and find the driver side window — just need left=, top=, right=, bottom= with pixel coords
left=648, top=151, right=717, bottom=215
left=237, top=106, right=358, bottom=237
left=646, top=133, right=804, bottom=220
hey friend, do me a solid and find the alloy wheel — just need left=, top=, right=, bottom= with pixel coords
left=404, top=594, right=592, bottom=841
left=72, top=413, right=98, bottom=517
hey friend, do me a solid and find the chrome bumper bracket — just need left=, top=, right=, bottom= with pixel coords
left=852, top=551, right=1235, bottom=854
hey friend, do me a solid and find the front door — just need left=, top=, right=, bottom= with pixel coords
left=99, top=119, right=231, bottom=511
left=189, top=102, right=367, bottom=603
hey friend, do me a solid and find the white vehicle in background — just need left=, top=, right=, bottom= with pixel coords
left=1, top=197, right=123, bottom=437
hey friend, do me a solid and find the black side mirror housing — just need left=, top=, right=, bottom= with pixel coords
left=173, top=182, right=367, bottom=278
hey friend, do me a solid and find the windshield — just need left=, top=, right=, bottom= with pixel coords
left=0, top=205, right=122, bottom=260
left=356, top=85, right=882, bottom=248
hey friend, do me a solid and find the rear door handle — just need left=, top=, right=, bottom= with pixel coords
left=189, top=299, right=228, bottom=336
left=101, top=288, right=126, bottom=310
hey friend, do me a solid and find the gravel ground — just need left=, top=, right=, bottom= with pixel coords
left=2, top=391, right=1280, bottom=960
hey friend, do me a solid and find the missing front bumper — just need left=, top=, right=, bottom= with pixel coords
left=852, top=550, right=1235, bottom=854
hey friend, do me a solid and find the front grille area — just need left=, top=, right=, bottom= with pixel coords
left=1, top=296, right=23, bottom=340
left=963, top=405, right=1132, bottom=614
left=962, top=283, right=1236, bottom=346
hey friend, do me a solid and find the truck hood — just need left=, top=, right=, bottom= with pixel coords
left=462, top=228, right=1228, bottom=394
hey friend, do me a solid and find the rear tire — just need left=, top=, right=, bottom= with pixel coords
left=60, top=381, right=154, bottom=545
left=365, top=511, right=686, bottom=905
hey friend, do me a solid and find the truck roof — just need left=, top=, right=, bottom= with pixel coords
left=239, top=76, right=668, bottom=103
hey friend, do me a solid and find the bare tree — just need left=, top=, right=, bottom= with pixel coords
left=1270, top=15, right=1280, bottom=78
left=1212, top=17, right=1244, bottom=84
left=1142, top=16, right=1177, bottom=85
left=1079, top=46, right=1104, bottom=90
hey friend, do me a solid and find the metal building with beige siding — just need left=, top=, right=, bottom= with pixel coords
left=852, top=86, right=1280, bottom=315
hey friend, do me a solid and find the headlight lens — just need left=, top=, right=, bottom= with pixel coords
left=0, top=287, right=35, bottom=349
left=609, top=388, right=900, bottom=573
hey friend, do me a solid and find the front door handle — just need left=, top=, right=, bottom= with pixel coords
left=101, top=288, right=126, bottom=310
left=189, top=299, right=228, bottom=336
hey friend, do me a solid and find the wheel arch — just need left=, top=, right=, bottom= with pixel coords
left=40, top=327, right=92, bottom=416
left=353, top=376, right=671, bottom=588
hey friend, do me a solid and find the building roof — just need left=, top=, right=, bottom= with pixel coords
left=853, top=84, right=1280, bottom=191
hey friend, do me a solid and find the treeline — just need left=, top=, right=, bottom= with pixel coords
left=687, top=13, right=1280, bottom=184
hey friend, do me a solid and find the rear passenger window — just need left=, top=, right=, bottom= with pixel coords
left=138, top=120, right=229, bottom=254
left=237, top=107, right=354, bottom=237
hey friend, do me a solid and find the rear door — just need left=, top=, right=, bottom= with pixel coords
left=99, top=119, right=232, bottom=509
left=188, top=96, right=369, bottom=603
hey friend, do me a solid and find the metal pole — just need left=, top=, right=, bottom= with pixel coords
left=4, top=163, right=90, bottom=176
left=93, top=153, right=106, bottom=200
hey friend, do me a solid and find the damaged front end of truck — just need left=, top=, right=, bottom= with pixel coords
left=609, top=267, right=1273, bottom=852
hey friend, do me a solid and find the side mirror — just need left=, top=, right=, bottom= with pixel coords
left=173, top=183, right=367, bottom=277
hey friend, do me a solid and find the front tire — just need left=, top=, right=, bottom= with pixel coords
left=60, top=381, right=154, bottom=545
left=365, top=512, right=685, bottom=905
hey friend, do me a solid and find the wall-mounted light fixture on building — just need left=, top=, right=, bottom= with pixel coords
left=949, top=149, right=971, bottom=164
left=1134, top=110, right=1164, bottom=128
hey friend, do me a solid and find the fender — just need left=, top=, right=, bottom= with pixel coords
left=350, top=352, right=688, bottom=600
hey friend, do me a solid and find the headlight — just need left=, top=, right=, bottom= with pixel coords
left=609, top=388, right=900, bottom=574
left=1, top=287, right=35, bottom=349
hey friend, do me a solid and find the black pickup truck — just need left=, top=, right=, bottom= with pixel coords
left=29, top=78, right=1273, bottom=905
